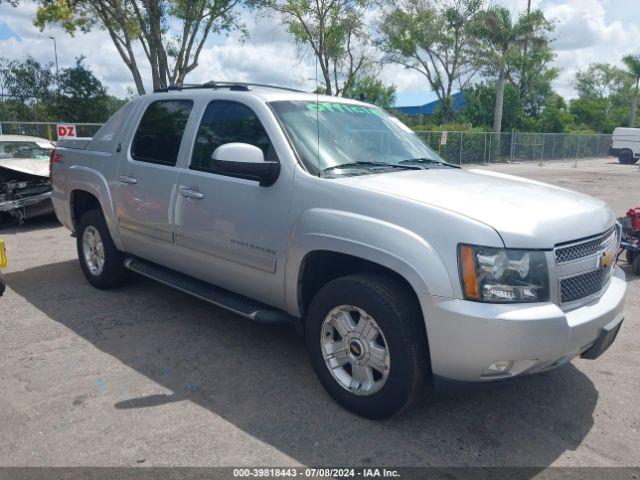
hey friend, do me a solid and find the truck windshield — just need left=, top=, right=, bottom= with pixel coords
left=269, top=100, right=451, bottom=176
left=0, top=141, right=53, bottom=161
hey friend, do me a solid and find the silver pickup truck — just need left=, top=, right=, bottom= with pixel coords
left=51, top=82, right=627, bottom=418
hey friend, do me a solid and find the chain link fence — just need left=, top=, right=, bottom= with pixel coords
left=0, top=121, right=613, bottom=165
left=415, top=131, right=612, bottom=165
left=0, top=121, right=103, bottom=140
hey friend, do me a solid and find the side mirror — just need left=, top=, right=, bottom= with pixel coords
left=211, top=143, right=280, bottom=187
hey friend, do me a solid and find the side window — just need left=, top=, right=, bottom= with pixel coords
left=90, top=101, right=135, bottom=153
left=191, top=100, right=273, bottom=172
left=131, top=100, right=193, bottom=166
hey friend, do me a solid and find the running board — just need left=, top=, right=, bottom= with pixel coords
left=123, top=257, right=291, bottom=323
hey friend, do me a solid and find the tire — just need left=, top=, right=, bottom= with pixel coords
left=626, top=249, right=635, bottom=265
left=305, top=274, right=429, bottom=419
left=618, top=151, right=637, bottom=164
left=0, top=271, right=5, bottom=296
left=76, top=209, right=128, bottom=289
left=633, top=254, right=640, bottom=276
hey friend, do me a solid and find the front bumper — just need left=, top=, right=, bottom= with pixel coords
left=420, top=266, right=626, bottom=382
left=0, top=190, right=52, bottom=212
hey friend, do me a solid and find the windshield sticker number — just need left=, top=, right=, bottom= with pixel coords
left=307, top=102, right=384, bottom=116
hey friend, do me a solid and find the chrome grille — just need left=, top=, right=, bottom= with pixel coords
left=555, top=228, right=616, bottom=264
left=560, top=267, right=610, bottom=303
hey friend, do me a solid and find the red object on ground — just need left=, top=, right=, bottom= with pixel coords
left=626, top=207, right=640, bottom=233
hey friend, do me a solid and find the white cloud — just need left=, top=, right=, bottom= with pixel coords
left=0, top=2, right=149, bottom=97
left=542, top=0, right=640, bottom=99
left=0, top=0, right=638, bottom=105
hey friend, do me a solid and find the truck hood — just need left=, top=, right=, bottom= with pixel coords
left=0, top=158, right=49, bottom=178
left=335, top=168, right=615, bottom=249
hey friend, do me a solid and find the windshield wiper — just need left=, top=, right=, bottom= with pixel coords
left=399, top=157, right=459, bottom=168
left=323, top=161, right=420, bottom=173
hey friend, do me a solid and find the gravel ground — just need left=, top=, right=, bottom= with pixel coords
left=0, top=157, right=638, bottom=468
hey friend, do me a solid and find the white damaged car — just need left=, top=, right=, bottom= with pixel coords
left=0, top=135, right=55, bottom=225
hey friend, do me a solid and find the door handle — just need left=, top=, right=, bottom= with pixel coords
left=179, top=188, right=205, bottom=199
left=119, top=175, right=138, bottom=184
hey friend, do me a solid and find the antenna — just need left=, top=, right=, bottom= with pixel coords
left=315, top=55, right=320, bottom=177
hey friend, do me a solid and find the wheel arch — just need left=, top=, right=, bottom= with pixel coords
left=69, top=182, right=124, bottom=250
left=296, top=250, right=423, bottom=319
left=284, top=209, right=453, bottom=318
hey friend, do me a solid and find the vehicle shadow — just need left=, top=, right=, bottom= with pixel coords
left=0, top=214, right=59, bottom=233
left=5, top=260, right=599, bottom=468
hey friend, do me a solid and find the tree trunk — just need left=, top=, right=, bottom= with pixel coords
left=630, top=79, right=639, bottom=128
left=493, top=68, right=506, bottom=133
left=130, top=64, right=146, bottom=95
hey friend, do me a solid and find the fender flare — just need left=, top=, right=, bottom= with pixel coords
left=67, top=166, right=124, bottom=251
left=284, top=208, right=453, bottom=316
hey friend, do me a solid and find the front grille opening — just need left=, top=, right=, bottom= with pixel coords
left=555, top=228, right=616, bottom=264
left=560, top=267, right=609, bottom=303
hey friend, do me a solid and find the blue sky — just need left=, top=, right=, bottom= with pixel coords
left=0, top=0, right=639, bottom=106
left=0, top=23, right=16, bottom=40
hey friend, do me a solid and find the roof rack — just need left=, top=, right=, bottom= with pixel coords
left=154, top=81, right=307, bottom=94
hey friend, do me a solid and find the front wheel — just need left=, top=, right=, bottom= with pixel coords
left=633, top=254, right=640, bottom=275
left=76, top=209, right=128, bottom=289
left=305, top=274, right=429, bottom=419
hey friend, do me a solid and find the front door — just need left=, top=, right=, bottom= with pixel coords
left=173, top=99, right=292, bottom=308
left=113, top=98, right=194, bottom=264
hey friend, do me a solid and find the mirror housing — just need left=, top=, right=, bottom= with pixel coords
left=211, top=143, right=279, bottom=186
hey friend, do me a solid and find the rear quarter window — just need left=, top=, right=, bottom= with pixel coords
left=131, top=100, right=193, bottom=166
left=89, top=102, right=136, bottom=153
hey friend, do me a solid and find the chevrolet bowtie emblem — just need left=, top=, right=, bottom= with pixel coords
left=600, top=249, right=615, bottom=269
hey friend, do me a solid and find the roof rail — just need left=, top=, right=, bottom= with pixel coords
left=154, top=81, right=307, bottom=94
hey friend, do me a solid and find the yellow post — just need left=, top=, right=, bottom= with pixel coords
left=0, top=239, right=6, bottom=268
left=47, top=124, right=53, bottom=141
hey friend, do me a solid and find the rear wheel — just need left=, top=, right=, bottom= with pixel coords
left=0, top=271, right=5, bottom=296
left=76, top=209, right=128, bottom=289
left=305, top=274, right=429, bottom=419
left=618, top=151, right=637, bottom=164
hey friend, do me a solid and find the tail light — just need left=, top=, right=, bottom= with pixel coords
left=49, top=148, right=60, bottom=179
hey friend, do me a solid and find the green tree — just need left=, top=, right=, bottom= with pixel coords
left=264, top=0, right=369, bottom=96
left=0, top=56, right=54, bottom=121
left=537, top=93, right=573, bottom=133
left=29, top=0, right=243, bottom=94
left=575, top=63, right=630, bottom=100
left=0, top=55, right=122, bottom=122
left=622, top=54, right=640, bottom=127
left=471, top=7, right=552, bottom=133
left=2, top=56, right=54, bottom=103
left=55, top=57, right=124, bottom=122
left=378, top=0, right=484, bottom=121
left=461, top=81, right=525, bottom=131
left=345, top=75, right=396, bottom=108
left=570, top=63, right=633, bottom=133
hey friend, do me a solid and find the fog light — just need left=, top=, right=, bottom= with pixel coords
left=483, top=360, right=514, bottom=376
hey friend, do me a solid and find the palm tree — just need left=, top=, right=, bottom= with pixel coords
left=472, top=7, right=549, bottom=133
left=622, top=54, right=640, bottom=127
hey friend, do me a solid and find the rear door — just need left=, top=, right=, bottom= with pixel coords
left=173, top=99, right=293, bottom=308
left=113, top=98, right=194, bottom=264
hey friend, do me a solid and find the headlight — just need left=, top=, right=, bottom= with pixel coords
left=458, top=244, right=549, bottom=303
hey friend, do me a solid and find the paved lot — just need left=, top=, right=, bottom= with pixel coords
left=0, top=157, right=639, bottom=467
